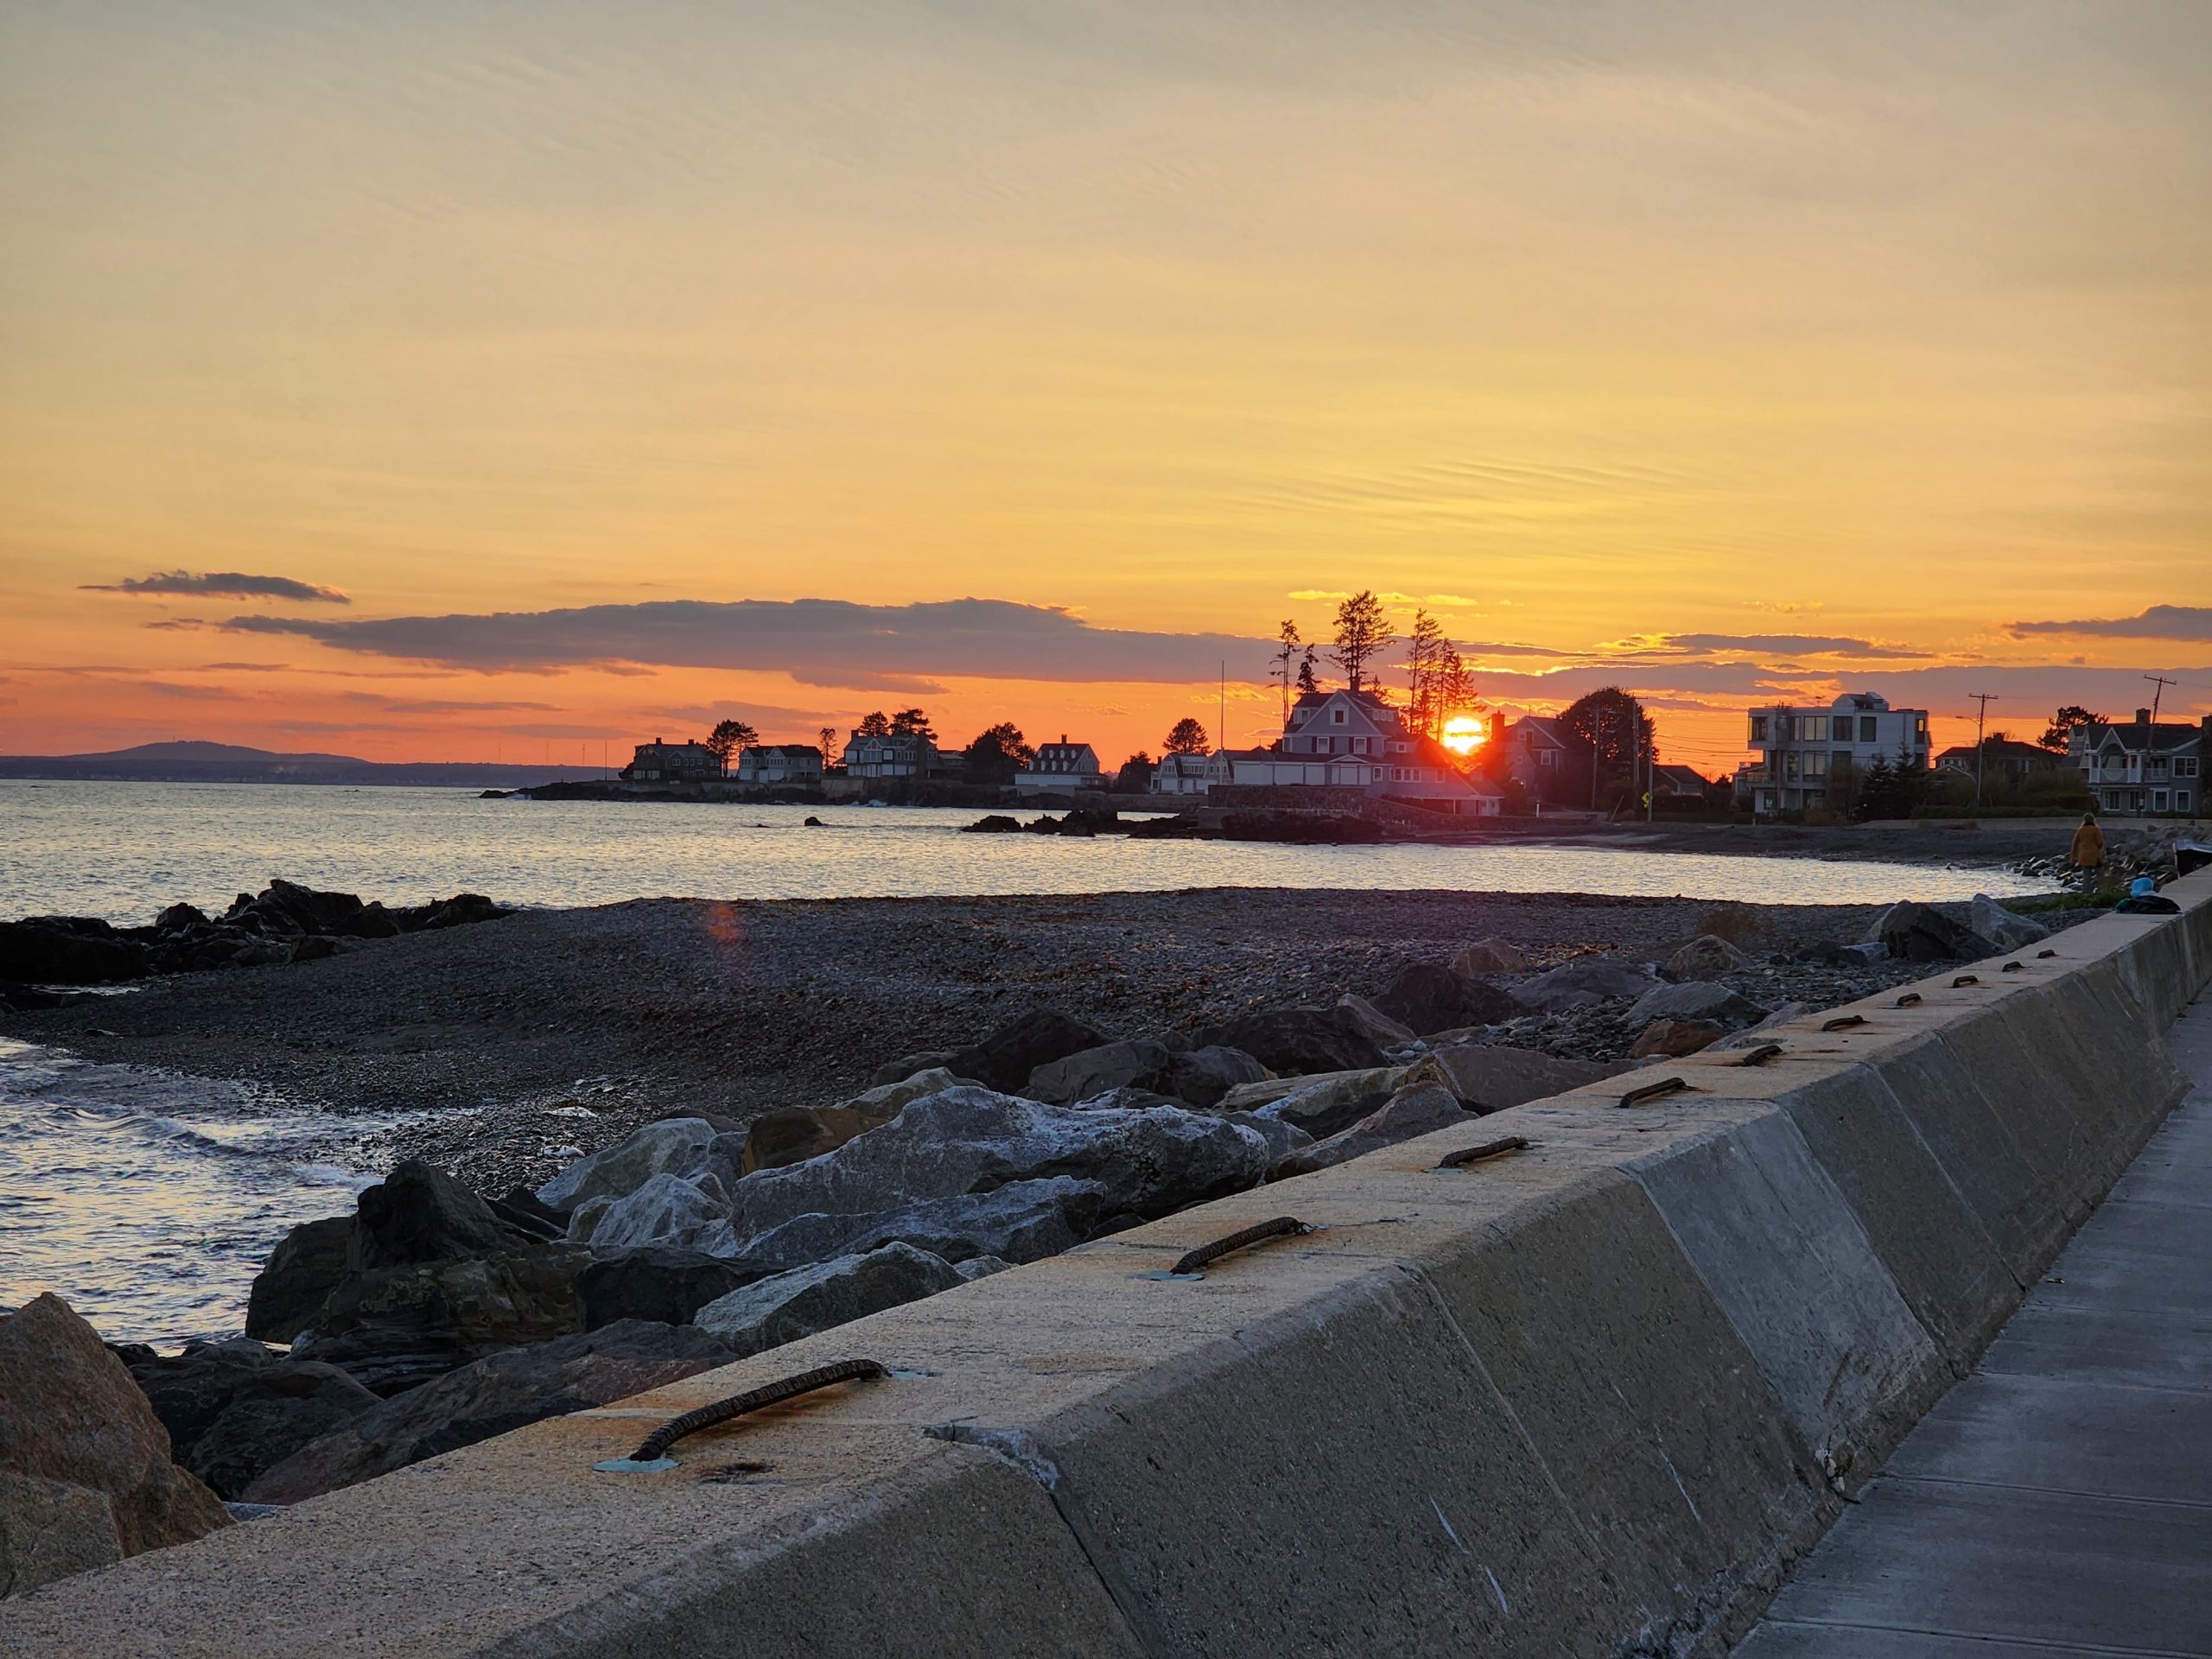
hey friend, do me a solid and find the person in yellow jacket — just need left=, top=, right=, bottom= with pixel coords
left=2069, top=812, right=2105, bottom=871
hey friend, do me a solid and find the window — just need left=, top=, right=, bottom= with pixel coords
left=1860, top=716, right=1878, bottom=742
left=1750, top=715, right=1769, bottom=741
left=1538, top=750, right=1554, bottom=767
left=1832, top=715, right=1853, bottom=741
left=2153, top=791, right=2169, bottom=811
left=1332, top=708, right=1345, bottom=724
left=2177, top=758, right=2199, bottom=778
left=2181, top=790, right=2194, bottom=811
left=1802, top=751, right=1830, bottom=779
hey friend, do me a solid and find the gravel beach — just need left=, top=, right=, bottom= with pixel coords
left=0, top=885, right=1971, bottom=1193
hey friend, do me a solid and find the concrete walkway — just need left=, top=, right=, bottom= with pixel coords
left=1736, top=995, right=2212, bottom=1657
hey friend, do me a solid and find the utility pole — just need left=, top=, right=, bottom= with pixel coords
left=2145, top=673, right=2177, bottom=723
left=1218, top=660, right=1227, bottom=755
left=1967, top=693, right=1999, bottom=806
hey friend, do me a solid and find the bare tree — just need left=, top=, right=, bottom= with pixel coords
left=1269, top=619, right=1303, bottom=725
left=1402, top=608, right=1449, bottom=736
left=817, top=725, right=839, bottom=768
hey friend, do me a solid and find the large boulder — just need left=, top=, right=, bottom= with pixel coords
left=1970, top=893, right=2050, bottom=951
left=0, top=1296, right=230, bottom=1570
left=727, top=1177, right=1107, bottom=1275
left=692, top=1243, right=964, bottom=1358
left=1251, top=1070, right=1403, bottom=1140
left=1661, top=935, right=1752, bottom=982
left=1163, top=1045, right=1272, bottom=1109
left=537, top=1118, right=720, bottom=1211
left=1876, top=902, right=1998, bottom=963
left=2, top=1471, right=124, bottom=1599
left=1510, top=959, right=1656, bottom=1012
left=945, top=1009, right=1111, bottom=1094
left=867, top=1048, right=959, bottom=1087
left=1451, top=938, right=1530, bottom=976
left=575, top=1249, right=771, bottom=1330
left=0, top=918, right=149, bottom=984
left=725, top=1088, right=1271, bottom=1241
left=1193, top=1006, right=1389, bottom=1076
left=1630, top=1019, right=1726, bottom=1059
left=1414, top=1044, right=1622, bottom=1109
left=1370, top=963, right=1522, bottom=1036
left=352, top=1160, right=537, bottom=1270
left=294, top=1247, right=594, bottom=1395
left=1626, top=981, right=1769, bottom=1030
left=1025, top=1039, right=1173, bottom=1105
left=1331, top=995, right=1419, bottom=1049
left=245, top=1215, right=353, bottom=1343
left=732, top=1069, right=976, bottom=1175
left=245, top=1321, right=732, bottom=1503
left=181, top=1362, right=379, bottom=1501
left=1277, top=1083, right=1471, bottom=1173
left=570, top=1171, right=735, bottom=1255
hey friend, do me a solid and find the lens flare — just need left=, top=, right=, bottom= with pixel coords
left=1440, top=715, right=1485, bottom=756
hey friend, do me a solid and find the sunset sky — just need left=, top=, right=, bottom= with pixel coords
left=4, top=2, right=2209, bottom=776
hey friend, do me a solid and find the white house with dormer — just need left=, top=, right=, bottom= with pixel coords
left=1200, top=688, right=1499, bottom=815
left=1014, top=736, right=1103, bottom=796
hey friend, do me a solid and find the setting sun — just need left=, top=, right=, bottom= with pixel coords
left=1440, top=715, right=1487, bottom=757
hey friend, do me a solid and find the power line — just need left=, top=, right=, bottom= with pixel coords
left=2145, top=673, right=2177, bottom=723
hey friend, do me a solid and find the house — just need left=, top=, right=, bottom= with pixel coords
left=1651, top=763, right=1712, bottom=801
left=1934, top=737, right=2064, bottom=785
left=736, top=744, right=824, bottom=785
left=2069, top=710, right=2208, bottom=817
left=620, top=738, right=721, bottom=784
left=1210, top=688, right=1501, bottom=816
left=1496, top=715, right=1573, bottom=804
left=1014, top=736, right=1103, bottom=796
left=1739, top=693, right=1930, bottom=814
left=841, top=730, right=940, bottom=781
left=1148, top=753, right=1215, bottom=796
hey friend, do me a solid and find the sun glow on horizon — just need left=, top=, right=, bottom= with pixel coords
left=1440, top=714, right=1487, bottom=756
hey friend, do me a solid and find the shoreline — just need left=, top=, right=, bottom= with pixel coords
left=3, top=883, right=1983, bottom=1197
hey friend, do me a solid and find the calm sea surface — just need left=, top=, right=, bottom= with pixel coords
left=0, top=780, right=2049, bottom=1343
left=1, top=779, right=2045, bottom=921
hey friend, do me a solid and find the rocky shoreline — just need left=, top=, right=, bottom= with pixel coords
left=3, top=866, right=2103, bottom=1600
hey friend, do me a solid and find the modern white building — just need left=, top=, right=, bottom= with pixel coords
left=1208, top=689, right=1502, bottom=816
left=1738, top=693, right=1931, bottom=814
left=1013, top=737, right=1103, bottom=795
left=2069, top=711, right=2207, bottom=817
left=735, top=744, right=824, bottom=785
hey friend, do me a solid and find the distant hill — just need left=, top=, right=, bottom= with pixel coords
left=0, top=740, right=613, bottom=788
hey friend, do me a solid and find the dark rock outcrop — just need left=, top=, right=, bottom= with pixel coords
left=1630, top=1018, right=1726, bottom=1058
left=0, top=918, right=149, bottom=984
left=293, top=1247, right=596, bottom=1395
left=245, top=1321, right=732, bottom=1503
left=1510, top=958, right=1656, bottom=1012
left=245, top=1216, right=353, bottom=1343
left=351, top=1160, right=539, bottom=1270
left=1025, top=1039, right=1174, bottom=1105
left=1193, top=1006, right=1389, bottom=1076
left=1370, top=963, right=1521, bottom=1036
left=124, top=1339, right=379, bottom=1500
left=726, top=1176, right=1108, bottom=1275
left=945, top=1009, right=1110, bottom=1094
left=1162, top=1045, right=1272, bottom=1109
left=1274, top=1082, right=1471, bottom=1174
left=575, top=1248, right=771, bottom=1330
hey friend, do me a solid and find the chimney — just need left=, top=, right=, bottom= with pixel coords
left=2135, top=709, right=2152, bottom=726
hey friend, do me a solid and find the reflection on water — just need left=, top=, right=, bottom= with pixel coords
left=0, top=780, right=2050, bottom=922
left=0, top=1039, right=382, bottom=1345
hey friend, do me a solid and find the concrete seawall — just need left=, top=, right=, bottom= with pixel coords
left=9, top=871, right=2210, bottom=1657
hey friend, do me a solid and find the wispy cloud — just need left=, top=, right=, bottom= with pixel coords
left=224, top=597, right=1269, bottom=688
left=85, top=570, right=351, bottom=604
left=2004, top=606, right=2212, bottom=642
left=1650, top=632, right=1933, bottom=659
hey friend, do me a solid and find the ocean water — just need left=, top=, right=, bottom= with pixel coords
left=0, top=779, right=2048, bottom=922
left=0, top=1038, right=387, bottom=1343
left=0, top=779, right=2052, bottom=1344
